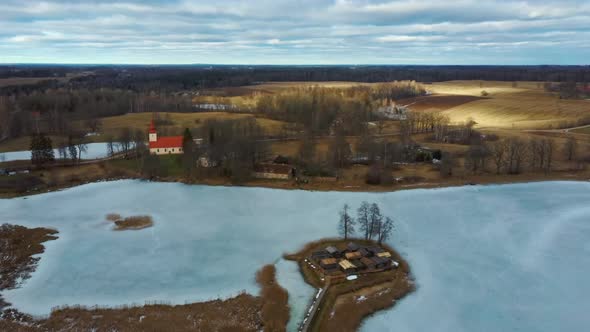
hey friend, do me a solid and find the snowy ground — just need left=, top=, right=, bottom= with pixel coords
left=1, top=143, right=110, bottom=162
left=1, top=180, right=589, bottom=332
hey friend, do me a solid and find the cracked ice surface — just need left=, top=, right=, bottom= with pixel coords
left=0, top=180, right=589, bottom=332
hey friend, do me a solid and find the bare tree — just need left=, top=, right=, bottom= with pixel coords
left=378, top=217, right=394, bottom=245
left=506, top=138, right=527, bottom=174
left=339, top=204, right=355, bottom=240
left=106, top=135, right=116, bottom=157
left=439, top=152, right=457, bottom=177
left=68, top=143, right=78, bottom=163
left=297, top=131, right=316, bottom=166
left=368, top=203, right=383, bottom=240
left=75, top=139, right=88, bottom=161
left=544, top=138, right=555, bottom=173
left=489, top=140, right=508, bottom=174
left=132, top=129, right=146, bottom=157
left=357, top=201, right=371, bottom=240
left=328, top=128, right=351, bottom=169
left=57, top=143, right=68, bottom=160
left=465, top=143, right=490, bottom=174
left=118, top=127, right=133, bottom=157
left=564, top=136, right=578, bottom=161
left=355, top=131, right=378, bottom=163
left=529, top=138, right=555, bottom=172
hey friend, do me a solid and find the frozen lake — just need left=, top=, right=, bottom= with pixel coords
left=1, top=180, right=590, bottom=332
left=0, top=142, right=110, bottom=162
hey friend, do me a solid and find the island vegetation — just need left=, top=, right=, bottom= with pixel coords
left=106, top=213, right=154, bottom=231
left=285, top=202, right=413, bottom=332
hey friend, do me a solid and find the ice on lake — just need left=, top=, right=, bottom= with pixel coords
left=1, top=180, right=589, bottom=332
left=1, top=142, right=110, bottom=162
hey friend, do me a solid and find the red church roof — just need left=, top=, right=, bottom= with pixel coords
left=149, top=136, right=183, bottom=149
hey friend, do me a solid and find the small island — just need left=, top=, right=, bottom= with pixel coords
left=106, top=213, right=154, bottom=231
left=285, top=202, right=414, bottom=332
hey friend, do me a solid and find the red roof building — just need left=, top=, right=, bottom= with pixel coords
left=148, top=119, right=184, bottom=155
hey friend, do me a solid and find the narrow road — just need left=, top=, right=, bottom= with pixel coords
left=522, top=123, right=590, bottom=134
left=299, top=284, right=329, bottom=332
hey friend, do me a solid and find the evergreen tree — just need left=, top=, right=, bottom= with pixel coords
left=30, top=133, right=54, bottom=166
left=183, top=128, right=193, bottom=147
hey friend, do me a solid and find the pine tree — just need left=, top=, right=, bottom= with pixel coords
left=183, top=128, right=193, bottom=147
left=30, top=133, right=54, bottom=166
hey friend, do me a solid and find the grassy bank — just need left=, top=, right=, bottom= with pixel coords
left=0, top=225, right=58, bottom=311
left=2, top=158, right=590, bottom=200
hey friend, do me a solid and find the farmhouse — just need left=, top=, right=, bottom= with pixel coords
left=253, top=163, right=295, bottom=180
left=148, top=120, right=184, bottom=155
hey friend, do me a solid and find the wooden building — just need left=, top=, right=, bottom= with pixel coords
left=345, top=251, right=362, bottom=260
left=253, top=163, right=295, bottom=180
left=338, top=259, right=357, bottom=273
left=320, top=258, right=338, bottom=270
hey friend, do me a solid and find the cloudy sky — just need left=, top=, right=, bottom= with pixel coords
left=0, top=0, right=589, bottom=65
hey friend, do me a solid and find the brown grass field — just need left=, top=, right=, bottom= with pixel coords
left=208, top=80, right=590, bottom=131
left=398, top=94, right=483, bottom=112
left=95, top=112, right=291, bottom=138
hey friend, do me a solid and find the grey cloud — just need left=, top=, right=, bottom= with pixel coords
left=0, top=0, right=588, bottom=64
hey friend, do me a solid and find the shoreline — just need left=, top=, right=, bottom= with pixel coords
left=0, top=223, right=289, bottom=331
left=1, top=166, right=589, bottom=199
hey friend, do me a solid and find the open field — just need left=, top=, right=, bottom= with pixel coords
left=428, top=80, right=538, bottom=96
left=219, top=80, right=590, bottom=130
left=398, top=95, right=483, bottom=112
left=88, top=112, right=292, bottom=137
left=442, top=90, right=590, bottom=129
left=266, top=81, right=590, bottom=130
left=0, top=73, right=89, bottom=88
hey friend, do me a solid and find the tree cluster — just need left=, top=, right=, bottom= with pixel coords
left=468, top=136, right=563, bottom=175
left=0, top=89, right=193, bottom=140
left=339, top=202, right=394, bottom=244
left=199, top=118, right=270, bottom=181
left=256, top=82, right=425, bottom=135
